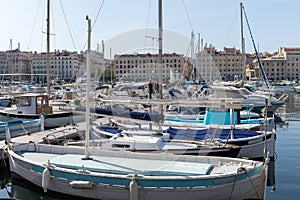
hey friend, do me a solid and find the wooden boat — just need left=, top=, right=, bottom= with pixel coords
left=0, top=93, right=85, bottom=129
left=7, top=142, right=267, bottom=200
left=0, top=119, right=41, bottom=141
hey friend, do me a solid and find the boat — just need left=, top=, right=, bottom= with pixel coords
left=92, top=119, right=275, bottom=161
left=0, top=119, right=41, bottom=142
left=70, top=127, right=241, bottom=157
left=94, top=102, right=276, bottom=161
left=205, top=86, right=286, bottom=114
left=294, top=85, right=300, bottom=93
left=165, top=126, right=276, bottom=161
left=7, top=142, right=267, bottom=200
left=164, top=106, right=272, bottom=129
left=0, top=93, right=85, bottom=129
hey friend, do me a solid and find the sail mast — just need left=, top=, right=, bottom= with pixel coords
left=240, top=2, right=246, bottom=82
left=158, top=0, right=163, bottom=131
left=46, top=0, right=50, bottom=97
left=158, top=0, right=163, bottom=100
left=84, top=16, right=92, bottom=159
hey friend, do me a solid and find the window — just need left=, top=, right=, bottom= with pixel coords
left=16, top=97, right=31, bottom=106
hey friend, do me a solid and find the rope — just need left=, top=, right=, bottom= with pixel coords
left=228, top=167, right=260, bottom=200
left=27, top=0, right=43, bottom=49
left=59, top=0, right=77, bottom=50
left=182, top=0, right=194, bottom=31
left=242, top=5, right=270, bottom=92
left=243, top=167, right=260, bottom=198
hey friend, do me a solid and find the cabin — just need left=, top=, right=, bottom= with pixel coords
left=13, top=93, right=53, bottom=115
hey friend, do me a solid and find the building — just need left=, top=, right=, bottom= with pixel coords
left=31, top=50, right=79, bottom=84
left=0, top=49, right=32, bottom=83
left=258, top=47, right=300, bottom=81
left=75, top=50, right=112, bottom=83
left=196, top=46, right=250, bottom=82
left=113, top=53, right=185, bottom=83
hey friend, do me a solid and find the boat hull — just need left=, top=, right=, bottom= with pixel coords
left=0, top=111, right=85, bottom=129
left=0, top=119, right=41, bottom=141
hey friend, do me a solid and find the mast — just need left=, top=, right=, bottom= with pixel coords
left=84, top=15, right=92, bottom=160
left=46, top=0, right=50, bottom=97
left=158, top=0, right=163, bottom=131
left=191, top=31, right=195, bottom=79
left=240, top=2, right=246, bottom=81
left=158, top=0, right=163, bottom=100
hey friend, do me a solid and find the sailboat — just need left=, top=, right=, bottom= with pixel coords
left=6, top=1, right=267, bottom=199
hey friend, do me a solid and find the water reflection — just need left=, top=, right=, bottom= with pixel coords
left=267, top=160, right=276, bottom=191
left=0, top=165, right=11, bottom=199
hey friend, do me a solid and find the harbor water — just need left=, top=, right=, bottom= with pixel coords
left=1, top=89, right=300, bottom=200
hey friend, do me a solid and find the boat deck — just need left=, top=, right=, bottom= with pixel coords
left=20, top=151, right=246, bottom=177
left=22, top=152, right=215, bottom=176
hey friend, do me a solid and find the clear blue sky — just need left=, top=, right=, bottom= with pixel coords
left=0, top=0, right=299, bottom=56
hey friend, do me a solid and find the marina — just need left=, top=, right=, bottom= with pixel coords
left=0, top=88, right=298, bottom=200
left=1, top=1, right=300, bottom=199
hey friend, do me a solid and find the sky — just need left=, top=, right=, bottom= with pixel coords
left=0, top=0, right=299, bottom=58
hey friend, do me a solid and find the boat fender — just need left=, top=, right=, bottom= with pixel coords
left=5, top=126, right=11, bottom=143
left=39, top=112, right=47, bottom=118
left=42, top=167, right=51, bottom=192
left=69, top=180, right=94, bottom=189
left=162, top=133, right=170, bottom=142
left=129, top=175, right=138, bottom=200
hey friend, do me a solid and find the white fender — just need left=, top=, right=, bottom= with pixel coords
left=69, top=181, right=94, bottom=189
left=40, top=114, right=45, bottom=131
left=129, top=175, right=138, bottom=200
left=42, top=167, right=50, bottom=192
left=5, top=126, right=11, bottom=143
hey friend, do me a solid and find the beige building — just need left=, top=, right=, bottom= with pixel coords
left=113, top=53, right=185, bottom=83
left=31, top=50, right=79, bottom=84
left=196, top=46, right=253, bottom=82
left=0, top=49, right=32, bottom=82
left=258, top=47, right=300, bottom=81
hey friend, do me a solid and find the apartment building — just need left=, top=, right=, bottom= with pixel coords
left=258, top=47, right=300, bottom=81
left=31, top=50, right=79, bottom=84
left=0, top=49, right=32, bottom=82
left=113, top=53, right=185, bottom=83
left=196, top=46, right=258, bottom=82
left=196, top=47, right=242, bottom=82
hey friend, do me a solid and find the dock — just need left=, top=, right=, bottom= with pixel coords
left=0, top=117, right=110, bottom=162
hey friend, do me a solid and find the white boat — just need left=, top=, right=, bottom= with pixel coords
left=294, top=85, right=300, bottom=93
left=101, top=104, right=276, bottom=161
left=7, top=142, right=267, bottom=200
left=70, top=128, right=242, bottom=157
left=92, top=121, right=276, bottom=161
left=0, top=93, right=85, bottom=129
